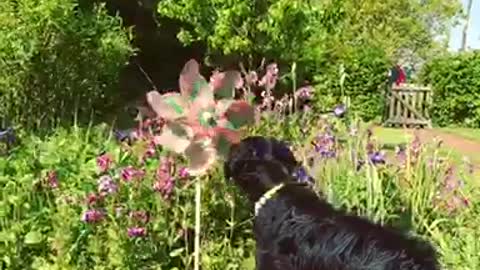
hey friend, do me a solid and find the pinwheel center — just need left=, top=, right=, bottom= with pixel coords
left=199, top=109, right=217, bottom=128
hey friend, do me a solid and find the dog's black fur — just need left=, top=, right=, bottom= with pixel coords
left=224, top=136, right=440, bottom=270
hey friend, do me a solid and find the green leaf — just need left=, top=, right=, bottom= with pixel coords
left=24, top=231, right=43, bottom=245
left=169, top=247, right=184, bottom=257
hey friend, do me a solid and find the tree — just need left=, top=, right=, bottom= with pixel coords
left=461, top=0, right=474, bottom=51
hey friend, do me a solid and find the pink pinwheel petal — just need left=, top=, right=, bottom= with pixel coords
left=191, top=83, right=215, bottom=110
left=211, top=71, right=242, bottom=99
left=212, top=127, right=241, bottom=158
left=224, top=100, right=255, bottom=129
left=146, top=91, right=187, bottom=120
left=184, top=140, right=217, bottom=176
left=153, top=122, right=193, bottom=153
left=215, top=100, right=235, bottom=116
left=179, top=59, right=208, bottom=100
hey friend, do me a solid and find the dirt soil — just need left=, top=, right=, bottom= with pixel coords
left=412, top=129, right=480, bottom=158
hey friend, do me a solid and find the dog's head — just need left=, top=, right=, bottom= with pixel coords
left=224, top=136, right=309, bottom=202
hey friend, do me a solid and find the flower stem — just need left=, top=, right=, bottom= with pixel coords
left=194, top=178, right=201, bottom=270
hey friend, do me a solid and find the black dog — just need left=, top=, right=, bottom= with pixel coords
left=224, top=136, right=440, bottom=270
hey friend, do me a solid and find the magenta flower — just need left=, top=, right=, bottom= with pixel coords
left=97, top=154, right=113, bottom=173
left=98, top=175, right=117, bottom=195
left=177, top=167, right=189, bottom=179
left=47, top=170, right=59, bottom=188
left=121, top=166, right=145, bottom=182
left=127, top=227, right=147, bottom=238
left=86, top=193, right=100, bottom=206
left=81, top=209, right=104, bottom=223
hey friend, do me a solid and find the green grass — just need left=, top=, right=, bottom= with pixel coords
left=440, top=127, right=480, bottom=143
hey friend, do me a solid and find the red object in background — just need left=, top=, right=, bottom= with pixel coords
left=395, top=65, right=406, bottom=85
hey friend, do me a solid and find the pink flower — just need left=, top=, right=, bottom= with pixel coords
left=127, top=227, right=147, bottom=238
left=177, top=167, right=189, bottom=179
left=97, top=154, right=113, bottom=173
left=98, top=175, right=117, bottom=195
left=121, top=166, right=145, bottom=182
left=47, top=170, right=58, bottom=188
left=81, top=209, right=104, bottom=223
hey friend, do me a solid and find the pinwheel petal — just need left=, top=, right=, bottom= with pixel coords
left=179, top=59, right=209, bottom=100
left=213, top=127, right=241, bottom=158
left=224, top=100, right=255, bottom=129
left=153, top=122, right=193, bottom=153
left=146, top=91, right=187, bottom=120
left=184, top=140, right=217, bottom=176
left=211, top=71, right=242, bottom=99
left=191, top=83, right=215, bottom=110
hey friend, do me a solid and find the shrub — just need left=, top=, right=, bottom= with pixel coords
left=312, top=45, right=390, bottom=121
left=420, top=51, right=480, bottom=128
left=0, top=0, right=134, bottom=130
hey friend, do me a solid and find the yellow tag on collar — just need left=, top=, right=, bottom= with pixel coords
left=254, top=183, right=285, bottom=216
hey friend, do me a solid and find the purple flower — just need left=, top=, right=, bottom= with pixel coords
left=293, top=167, right=314, bottom=184
left=153, top=177, right=174, bottom=199
left=121, top=166, right=145, bottom=182
left=313, top=133, right=337, bottom=158
left=47, top=171, right=59, bottom=188
left=81, top=209, right=104, bottom=223
left=0, top=127, right=15, bottom=145
left=97, top=154, right=112, bottom=173
left=127, top=227, right=147, bottom=238
left=333, top=104, right=346, bottom=117
left=98, top=175, right=117, bottom=194
left=177, top=167, right=189, bottom=179
left=369, top=151, right=386, bottom=165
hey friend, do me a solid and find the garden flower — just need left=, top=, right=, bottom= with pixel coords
left=0, top=127, right=15, bottom=145
left=245, top=71, right=259, bottom=86
left=312, top=133, right=336, bottom=158
left=97, top=154, right=113, bottom=173
left=178, top=167, right=189, bottom=179
left=295, top=85, right=314, bottom=101
left=258, top=62, right=279, bottom=91
left=127, top=227, right=147, bottom=238
left=292, top=167, right=314, bottom=184
left=98, top=175, right=117, bottom=195
left=369, top=151, right=386, bottom=165
left=81, top=209, right=104, bottom=223
left=146, top=59, right=255, bottom=176
left=333, top=104, right=346, bottom=117
left=129, top=210, right=150, bottom=224
left=154, top=163, right=175, bottom=199
left=86, top=192, right=103, bottom=206
left=121, top=166, right=145, bottom=182
left=47, top=170, right=59, bottom=188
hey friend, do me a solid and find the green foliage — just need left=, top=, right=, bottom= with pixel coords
left=156, top=0, right=461, bottom=120
left=420, top=51, right=480, bottom=128
left=313, top=45, right=390, bottom=121
left=1, top=113, right=478, bottom=269
left=0, top=0, right=134, bottom=129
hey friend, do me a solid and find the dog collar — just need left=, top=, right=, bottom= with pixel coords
left=254, top=183, right=285, bottom=216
